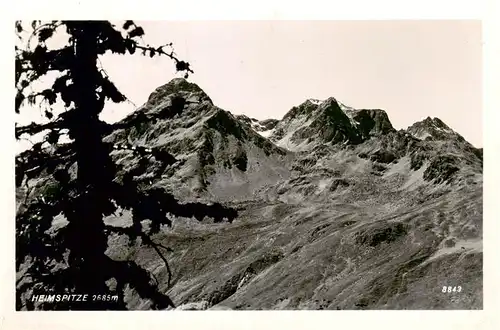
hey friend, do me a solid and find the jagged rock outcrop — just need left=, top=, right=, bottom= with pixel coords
left=16, top=78, right=483, bottom=310
left=351, top=109, right=396, bottom=138
left=407, top=116, right=462, bottom=142
left=270, top=98, right=363, bottom=151
left=269, top=99, right=401, bottom=152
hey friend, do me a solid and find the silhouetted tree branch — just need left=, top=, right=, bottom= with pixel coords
left=15, top=20, right=237, bottom=311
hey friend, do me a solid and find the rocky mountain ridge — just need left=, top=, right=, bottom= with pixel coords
left=16, top=78, right=483, bottom=310
left=101, top=79, right=481, bottom=200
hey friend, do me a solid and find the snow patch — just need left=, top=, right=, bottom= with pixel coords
left=343, top=109, right=359, bottom=128
left=338, top=100, right=359, bottom=128
left=424, top=238, right=482, bottom=264
left=308, top=98, right=323, bottom=105
left=337, top=100, right=356, bottom=113
left=275, top=116, right=315, bottom=151
left=258, top=129, right=275, bottom=138
left=409, top=130, right=431, bottom=140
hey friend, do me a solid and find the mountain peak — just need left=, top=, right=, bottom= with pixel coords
left=271, top=97, right=364, bottom=150
left=271, top=96, right=398, bottom=150
left=163, top=77, right=204, bottom=93
left=146, top=78, right=212, bottom=107
left=421, top=116, right=450, bottom=130
left=407, top=116, right=456, bottom=141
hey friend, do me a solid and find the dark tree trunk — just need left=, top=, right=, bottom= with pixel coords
left=64, top=21, right=114, bottom=309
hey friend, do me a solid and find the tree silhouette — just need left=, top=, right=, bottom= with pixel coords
left=15, top=20, right=238, bottom=310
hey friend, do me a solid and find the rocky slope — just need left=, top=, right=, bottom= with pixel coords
left=16, top=78, right=483, bottom=310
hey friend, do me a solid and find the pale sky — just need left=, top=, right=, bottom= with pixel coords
left=17, top=20, right=482, bottom=147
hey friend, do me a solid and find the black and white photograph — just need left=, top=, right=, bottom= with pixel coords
left=2, top=0, right=499, bottom=327
left=12, top=19, right=485, bottom=312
